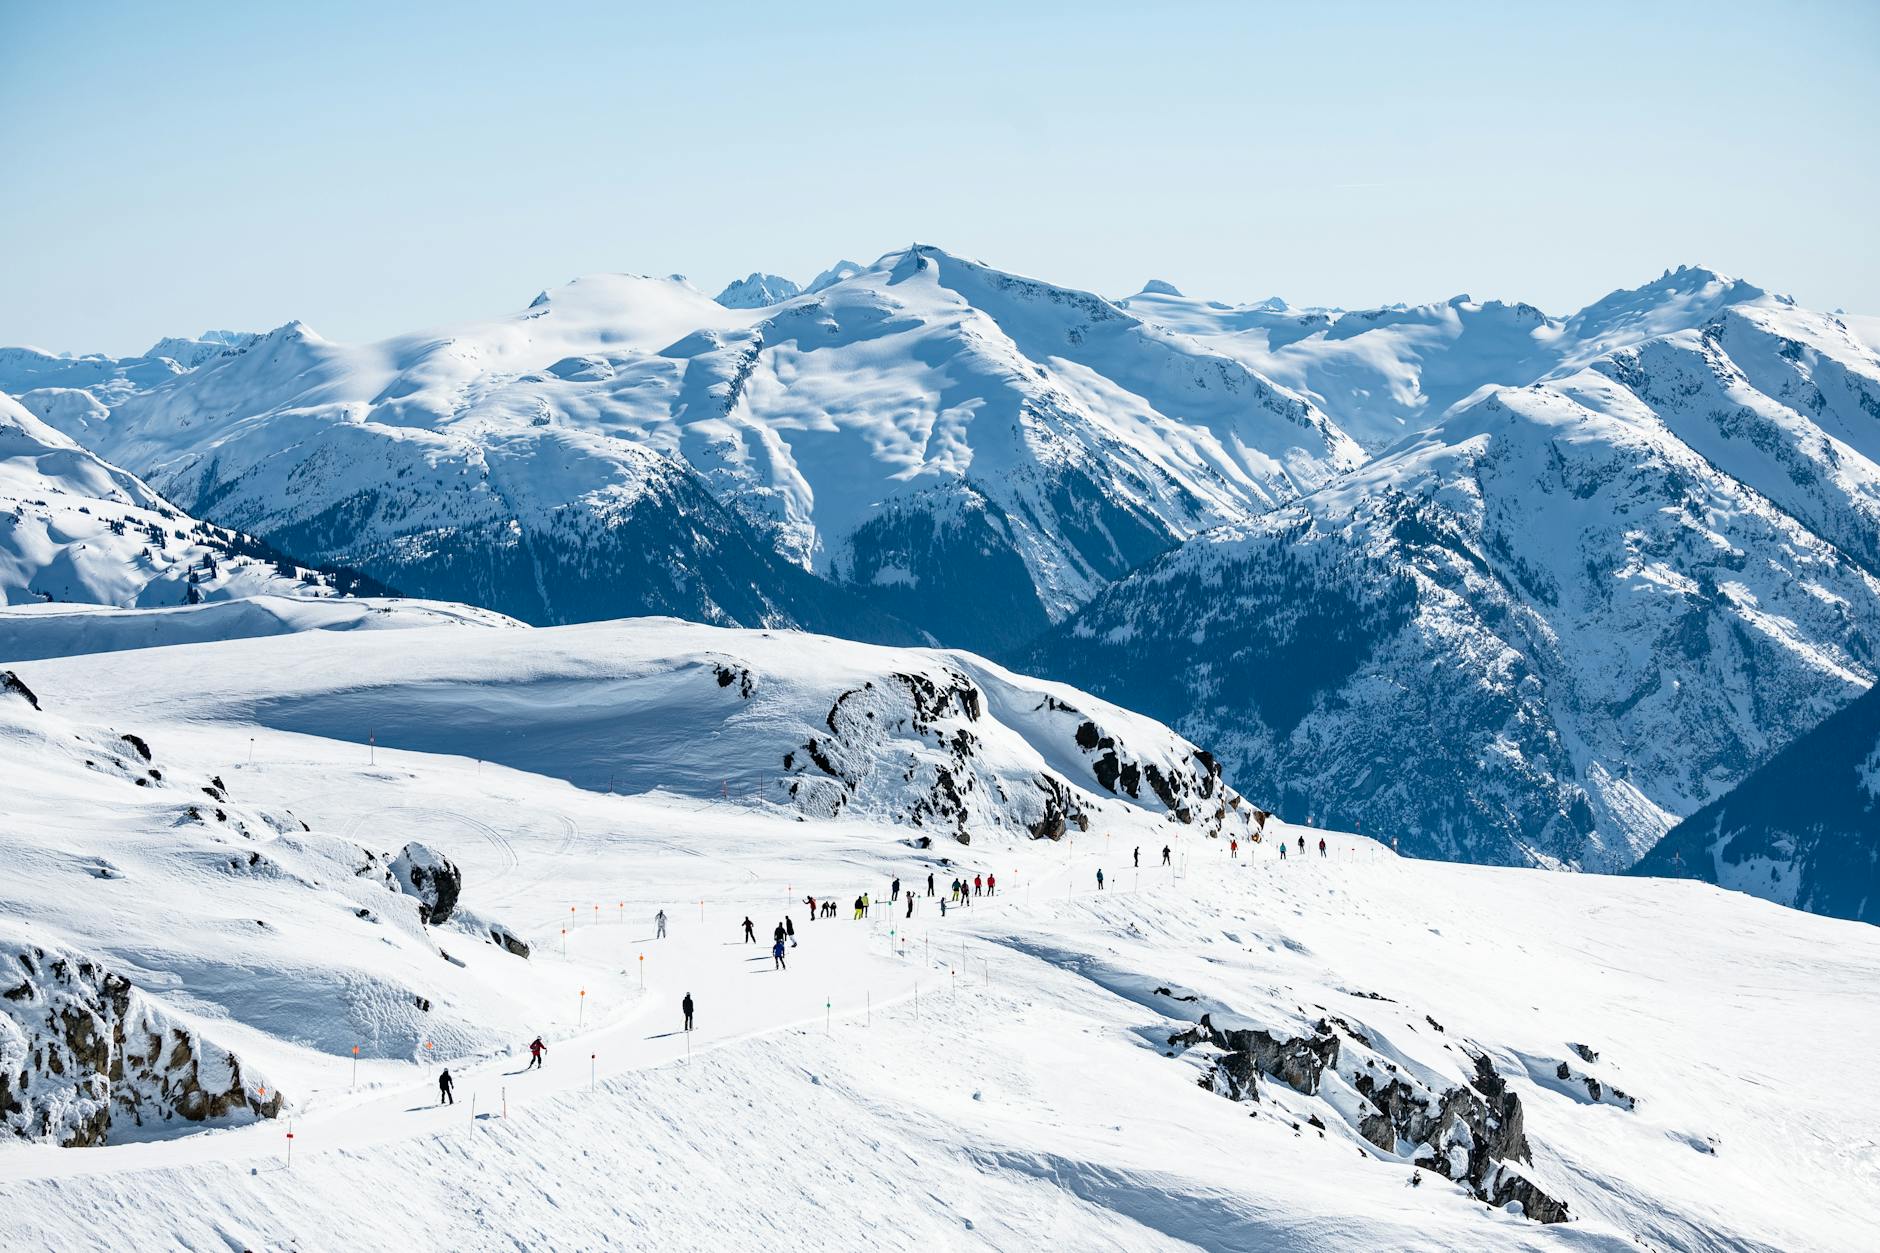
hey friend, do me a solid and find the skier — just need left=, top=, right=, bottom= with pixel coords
left=973, top=874, right=982, bottom=897
left=1161, top=845, right=1171, bottom=866
left=1318, top=837, right=1327, bottom=858
left=863, top=892, right=871, bottom=917
left=927, top=871, right=935, bottom=897
left=1280, top=842, right=1288, bottom=861
left=655, top=909, right=667, bottom=938
left=854, top=895, right=864, bottom=920
left=772, top=938, right=787, bottom=971
left=1096, top=868, right=1105, bottom=891
left=906, top=892, right=914, bottom=919
left=1297, top=835, right=1306, bottom=855
left=940, top=897, right=948, bottom=918
left=986, top=873, right=996, bottom=896
left=786, top=915, right=797, bottom=947
left=805, top=894, right=817, bottom=920
left=743, top=916, right=756, bottom=943
left=892, top=877, right=901, bottom=901
left=682, top=992, right=695, bottom=1032
left=774, top=921, right=786, bottom=948
left=1231, top=838, right=1238, bottom=859
left=438, top=1069, right=454, bottom=1105
left=1133, top=846, right=1140, bottom=868
left=527, top=1036, right=547, bottom=1070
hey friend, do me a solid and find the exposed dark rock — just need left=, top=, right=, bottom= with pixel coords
left=1, top=670, right=40, bottom=710
left=119, top=733, right=152, bottom=761
left=390, top=843, right=462, bottom=926
left=490, top=925, right=531, bottom=959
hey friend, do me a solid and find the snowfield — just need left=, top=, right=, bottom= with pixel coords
left=3, top=619, right=1876, bottom=1251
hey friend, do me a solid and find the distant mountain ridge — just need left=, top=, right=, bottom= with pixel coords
left=7, top=250, right=1880, bottom=888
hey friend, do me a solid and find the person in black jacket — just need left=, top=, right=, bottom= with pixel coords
left=682, top=992, right=695, bottom=1032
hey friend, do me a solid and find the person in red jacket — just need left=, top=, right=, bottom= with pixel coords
left=527, top=1036, right=547, bottom=1070
left=986, top=873, right=996, bottom=896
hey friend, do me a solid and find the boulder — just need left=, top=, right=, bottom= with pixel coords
left=390, top=842, right=462, bottom=925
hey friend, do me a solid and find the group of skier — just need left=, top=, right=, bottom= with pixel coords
left=469, top=826, right=1350, bottom=1105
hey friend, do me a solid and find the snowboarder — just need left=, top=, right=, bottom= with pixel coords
left=772, top=938, right=787, bottom=971
left=527, top=1037, right=547, bottom=1070
left=1318, top=838, right=1327, bottom=858
left=1096, top=868, right=1105, bottom=891
left=1161, top=845, right=1171, bottom=866
left=682, top=992, right=694, bottom=1032
left=986, top=873, right=995, bottom=896
left=927, top=872, right=935, bottom=897
left=786, top=916, right=797, bottom=947
left=743, top=916, right=756, bottom=943
left=438, top=1069, right=454, bottom=1105
left=655, top=909, right=667, bottom=938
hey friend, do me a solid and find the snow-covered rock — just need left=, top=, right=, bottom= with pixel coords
left=389, top=843, right=463, bottom=925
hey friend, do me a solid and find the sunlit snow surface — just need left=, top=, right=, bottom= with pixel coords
left=2, top=618, right=1876, bottom=1251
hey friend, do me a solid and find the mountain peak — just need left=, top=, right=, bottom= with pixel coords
left=714, top=273, right=802, bottom=309
left=1139, top=279, right=1183, bottom=297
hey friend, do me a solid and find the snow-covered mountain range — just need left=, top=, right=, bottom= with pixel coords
left=1, top=394, right=385, bottom=610
left=1029, top=324, right=1880, bottom=866
left=7, top=251, right=1880, bottom=886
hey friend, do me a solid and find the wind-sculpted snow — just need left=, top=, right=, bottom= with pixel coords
left=1032, top=366, right=1880, bottom=870
left=1634, top=681, right=1880, bottom=923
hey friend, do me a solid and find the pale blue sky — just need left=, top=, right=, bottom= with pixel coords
left=3, top=1, right=1875, bottom=355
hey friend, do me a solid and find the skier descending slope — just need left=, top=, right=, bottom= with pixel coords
left=438, top=1069, right=454, bottom=1105
left=743, top=916, right=756, bottom=943
left=527, top=1037, right=547, bottom=1070
left=772, top=938, right=787, bottom=971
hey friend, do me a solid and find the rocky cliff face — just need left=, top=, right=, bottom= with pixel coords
left=1, top=931, right=283, bottom=1146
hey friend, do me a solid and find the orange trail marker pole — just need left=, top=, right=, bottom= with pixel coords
left=638, top=954, right=644, bottom=990
left=561, top=927, right=567, bottom=958
left=578, top=988, right=586, bottom=1027
left=502, top=1086, right=507, bottom=1118
left=351, top=1043, right=360, bottom=1091
left=285, top=1121, right=294, bottom=1168
left=590, top=1053, right=596, bottom=1090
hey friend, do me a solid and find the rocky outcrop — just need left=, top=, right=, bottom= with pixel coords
left=1, top=933, right=282, bottom=1146
left=1168, top=1012, right=1340, bottom=1100
left=1167, top=1006, right=1571, bottom=1224
left=390, top=842, right=462, bottom=925
left=1, top=669, right=40, bottom=710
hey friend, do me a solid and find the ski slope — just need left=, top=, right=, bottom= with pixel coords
left=4, top=620, right=1876, bottom=1251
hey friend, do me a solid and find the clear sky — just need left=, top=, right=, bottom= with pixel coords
left=3, top=0, right=1876, bottom=356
